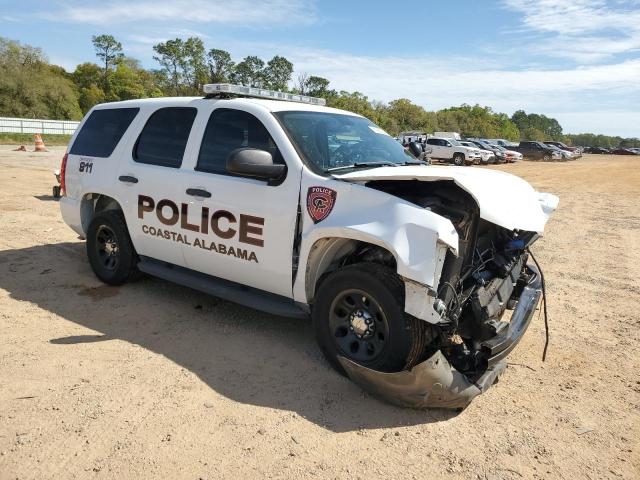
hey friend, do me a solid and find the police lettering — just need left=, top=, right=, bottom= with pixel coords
left=138, top=195, right=264, bottom=247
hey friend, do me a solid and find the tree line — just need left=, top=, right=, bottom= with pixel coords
left=1, top=35, right=638, bottom=148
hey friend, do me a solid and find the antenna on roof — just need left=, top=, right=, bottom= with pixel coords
left=202, top=83, right=326, bottom=106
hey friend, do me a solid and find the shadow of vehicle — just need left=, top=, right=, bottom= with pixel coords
left=0, top=241, right=458, bottom=432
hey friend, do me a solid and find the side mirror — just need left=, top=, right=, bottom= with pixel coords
left=227, top=148, right=286, bottom=183
left=445, top=142, right=452, bottom=147
left=408, top=141, right=423, bottom=157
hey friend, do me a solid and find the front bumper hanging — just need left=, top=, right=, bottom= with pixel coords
left=338, top=263, right=543, bottom=409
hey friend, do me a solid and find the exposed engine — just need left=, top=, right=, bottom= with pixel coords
left=365, top=179, right=539, bottom=377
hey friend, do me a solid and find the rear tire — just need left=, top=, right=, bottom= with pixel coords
left=86, top=210, right=138, bottom=285
left=453, top=153, right=465, bottom=166
left=543, top=153, right=551, bottom=161
left=52, top=186, right=60, bottom=198
left=312, top=263, right=431, bottom=375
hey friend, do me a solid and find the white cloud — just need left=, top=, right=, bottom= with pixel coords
left=283, top=46, right=640, bottom=112
left=548, top=111, right=640, bottom=136
left=45, top=0, right=316, bottom=26
left=502, top=0, right=640, bottom=61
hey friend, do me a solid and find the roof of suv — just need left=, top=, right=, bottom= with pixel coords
left=92, top=96, right=360, bottom=117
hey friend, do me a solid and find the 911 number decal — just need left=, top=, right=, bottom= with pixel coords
left=79, top=161, right=93, bottom=173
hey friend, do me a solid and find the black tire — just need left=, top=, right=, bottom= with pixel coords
left=52, top=186, right=60, bottom=198
left=453, top=153, right=465, bottom=166
left=312, top=263, right=430, bottom=375
left=543, top=153, right=551, bottom=161
left=86, top=210, right=138, bottom=285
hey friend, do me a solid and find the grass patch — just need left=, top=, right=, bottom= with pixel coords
left=0, top=133, right=72, bottom=146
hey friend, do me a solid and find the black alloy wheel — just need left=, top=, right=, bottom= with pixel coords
left=328, top=288, right=390, bottom=363
left=86, top=210, right=139, bottom=285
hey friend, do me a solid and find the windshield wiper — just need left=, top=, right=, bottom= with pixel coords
left=327, top=161, right=399, bottom=172
left=403, top=160, right=429, bottom=166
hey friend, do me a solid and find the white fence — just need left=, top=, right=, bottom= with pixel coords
left=0, top=117, right=79, bottom=135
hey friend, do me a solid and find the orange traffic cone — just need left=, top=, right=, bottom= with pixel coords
left=14, top=145, right=27, bottom=151
left=33, top=133, right=48, bottom=152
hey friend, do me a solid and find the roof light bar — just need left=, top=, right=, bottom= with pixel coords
left=203, top=83, right=326, bottom=106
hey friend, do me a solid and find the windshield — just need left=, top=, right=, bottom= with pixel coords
left=275, top=111, right=415, bottom=173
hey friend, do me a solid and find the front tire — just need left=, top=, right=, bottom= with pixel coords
left=86, top=210, right=138, bottom=285
left=312, top=263, right=430, bottom=375
left=453, top=153, right=465, bottom=166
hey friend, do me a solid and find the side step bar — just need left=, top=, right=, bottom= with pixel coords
left=137, top=256, right=309, bottom=319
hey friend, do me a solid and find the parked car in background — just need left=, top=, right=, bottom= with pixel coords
left=611, top=148, right=639, bottom=155
left=433, top=131, right=461, bottom=140
left=585, top=147, right=609, bottom=154
left=511, top=141, right=562, bottom=161
left=544, top=141, right=582, bottom=157
left=459, top=141, right=495, bottom=164
left=486, top=138, right=519, bottom=148
left=469, top=140, right=507, bottom=164
left=494, top=145, right=523, bottom=162
left=545, top=144, right=574, bottom=160
left=426, top=137, right=481, bottom=165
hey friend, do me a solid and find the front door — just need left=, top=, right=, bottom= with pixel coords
left=179, top=107, right=301, bottom=298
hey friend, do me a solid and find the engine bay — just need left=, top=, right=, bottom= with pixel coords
left=365, top=179, right=539, bottom=377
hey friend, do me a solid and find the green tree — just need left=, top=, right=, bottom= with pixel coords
left=327, top=91, right=376, bottom=120
left=522, top=126, right=545, bottom=141
left=91, top=34, right=123, bottom=91
left=263, top=55, right=293, bottom=90
left=304, top=75, right=331, bottom=97
left=207, top=48, right=235, bottom=83
left=0, top=37, right=81, bottom=119
left=153, top=38, right=187, bottom=95
left=183, top=37, right=208, bottom=91
left=232, top=56, right=265, bottom=87
left=386, top=98, right=430, bottom=133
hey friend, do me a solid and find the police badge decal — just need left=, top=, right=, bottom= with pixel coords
left=306, top=186, right=337, bottom=224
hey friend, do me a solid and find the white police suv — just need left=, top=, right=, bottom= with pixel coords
left=59, top=84, right=558, bottom=408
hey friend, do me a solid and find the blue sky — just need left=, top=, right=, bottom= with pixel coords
left=2, top=0, right=639, bottom=136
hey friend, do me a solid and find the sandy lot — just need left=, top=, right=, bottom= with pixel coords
left=0, top=147, right=638, bottom=480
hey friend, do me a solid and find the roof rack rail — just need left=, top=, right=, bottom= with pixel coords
left=202, top=83, right=326, bottom=106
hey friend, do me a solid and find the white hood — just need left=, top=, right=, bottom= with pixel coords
left=334, top=165, right=559, bottom=233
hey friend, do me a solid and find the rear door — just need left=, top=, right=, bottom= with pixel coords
left=65, top=107, right=140, bottom=203
left=427, top=138, right=444, bottom=158
left=116, top=106, right=199, bottom=267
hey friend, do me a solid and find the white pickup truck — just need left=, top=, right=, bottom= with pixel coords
left=58, top=83, right=558, bottom=409
left=426, top=137, right=482, bottom=166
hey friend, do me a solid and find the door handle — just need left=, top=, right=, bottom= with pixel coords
left=186, top=188, right=211, bottom=198
left=118, top=175, right=138, bottom=184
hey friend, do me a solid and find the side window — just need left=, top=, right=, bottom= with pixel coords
left=426, top=138, right=437, bottom=146
left=196, top=108, right=284, bottom=175
left=70, top=108, right=139, bottom=157
left=133, top=107, right=197, bottom=168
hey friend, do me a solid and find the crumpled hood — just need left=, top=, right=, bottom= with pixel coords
left=334, top=165, right=559, bottom=233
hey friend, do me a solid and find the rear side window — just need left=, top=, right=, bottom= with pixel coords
left=133, top=107, right=197, bottom=168
left=70, top=108, right=139, bottom=157
left=196, top=108, right=283, bottom=175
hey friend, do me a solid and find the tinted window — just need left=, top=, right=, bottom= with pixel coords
left=134, top=107, right=197, bottom=168
left=197, top=109, right=283, bottom=175
left=70, top=108, right=139, bottom=157
left=426, top=138, right=438, bottom=145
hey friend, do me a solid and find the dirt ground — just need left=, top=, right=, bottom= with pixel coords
left=0, top=146, right=638, bottom=480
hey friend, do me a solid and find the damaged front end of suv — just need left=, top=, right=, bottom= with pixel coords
left=331, top=169, right=558, bottom=409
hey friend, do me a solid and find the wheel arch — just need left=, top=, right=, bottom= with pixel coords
left=302, top=235, right=398, bottom=305
left=80, top=193, right=124, bottom=235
